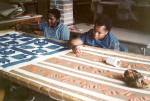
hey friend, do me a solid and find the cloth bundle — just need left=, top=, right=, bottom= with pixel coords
left=124, top=69, right=149, bottom=88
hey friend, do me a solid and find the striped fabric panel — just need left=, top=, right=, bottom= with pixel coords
left=10, top=50, right=150, bottom=101
left=80, top=46, right=150, bottom=62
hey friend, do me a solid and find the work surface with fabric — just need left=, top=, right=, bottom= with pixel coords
left=0, top=32, right=150, bottom=101
left=0, top=32, right=67, bottom=70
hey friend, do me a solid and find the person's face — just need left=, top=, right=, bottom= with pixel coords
left=48, top=14, right=57, bottom=27
left=92, top=25, right=108, bottom=40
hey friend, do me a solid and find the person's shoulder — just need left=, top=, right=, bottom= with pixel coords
left=57, top=23, right=69, bottom=31
left=108, top=32, right=119, bottom=42
left=58, top=22, right=67, bottom=28
left=109, top=32, right=117, bottom=39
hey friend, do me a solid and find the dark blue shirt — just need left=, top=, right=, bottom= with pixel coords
left=80, top=29, right=127, bottom=51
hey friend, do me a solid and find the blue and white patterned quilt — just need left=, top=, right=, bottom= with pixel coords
left=0, top=32, right=67, bottom=69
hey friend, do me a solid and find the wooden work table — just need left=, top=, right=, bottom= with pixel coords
left=0, top=31, right=150, bottom=101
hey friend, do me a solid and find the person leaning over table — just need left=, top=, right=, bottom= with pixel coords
left=69, top=15, right=128, bottom=56
left=38, top=8, right=70, bottom=41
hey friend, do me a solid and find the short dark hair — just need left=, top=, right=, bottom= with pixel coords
left=48, top=8, right=61, bottom=20
left=95, top=15, right=112, bottom=32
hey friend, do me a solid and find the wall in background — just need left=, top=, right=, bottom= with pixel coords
left=50, top=0, right=73, bottom=25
